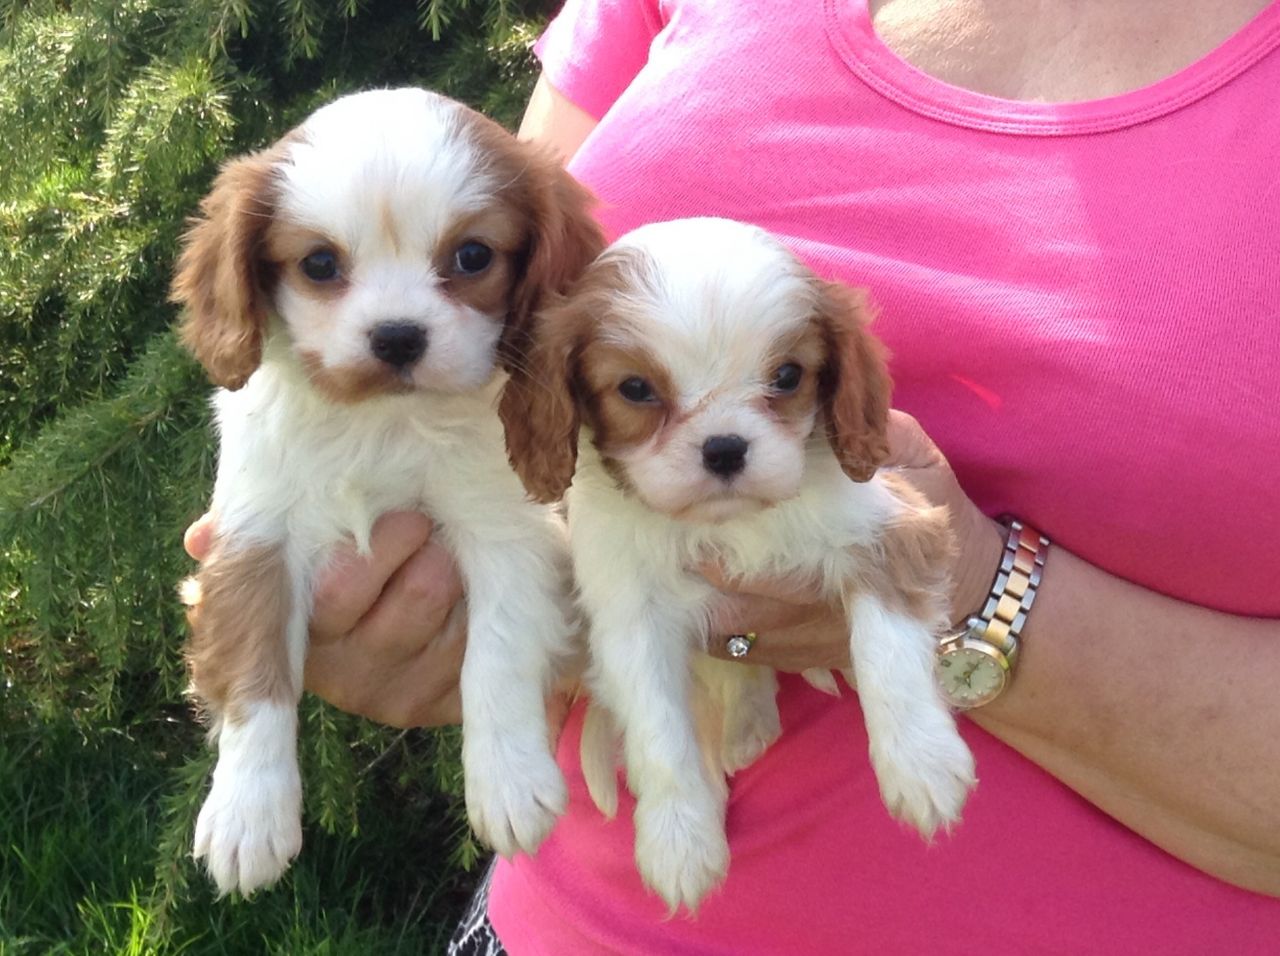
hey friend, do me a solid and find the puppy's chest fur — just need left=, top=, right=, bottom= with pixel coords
left=570, top=449, right=948, bottom=625
left=210, top=354, right=525, bottom=555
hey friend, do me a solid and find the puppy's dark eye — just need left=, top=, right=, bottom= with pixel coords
left=618, top=376, right=658, bottom=404
left=300, top=249, right=339, bottom=282
left=771, top=362, right=803, bottom=393
left=454, top=241, right=493, bottom=275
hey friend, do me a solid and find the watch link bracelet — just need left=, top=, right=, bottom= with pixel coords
left=936, top=518, right=1050, bottom=709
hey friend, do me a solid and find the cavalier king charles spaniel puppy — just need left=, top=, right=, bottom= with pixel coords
left=500, top=217, right=976, bottom=911
left=171, top=87, right=602, bottom=896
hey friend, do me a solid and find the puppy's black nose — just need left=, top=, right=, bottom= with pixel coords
left=702, top=434, right=749, bottom=478
left=369, top=322, right=427, bottom=368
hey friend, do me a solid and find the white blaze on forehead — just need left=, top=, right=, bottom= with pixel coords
left=606, top=218, right=817, bottom=401
left=275, top=88, right=498, bottom=255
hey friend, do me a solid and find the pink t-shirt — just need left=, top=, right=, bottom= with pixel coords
left=490, top=1, right=1280, bottom=951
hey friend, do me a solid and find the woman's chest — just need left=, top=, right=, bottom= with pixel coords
left=864, top=0, right=1276, bottom=101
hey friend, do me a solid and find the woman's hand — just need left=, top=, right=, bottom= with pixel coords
left=703, top=410, right=1003, bottom=670
left=701, top=568, right=850, bottom=671
left=184, top=511, right=468, bottom=728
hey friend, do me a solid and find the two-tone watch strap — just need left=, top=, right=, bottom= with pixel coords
left=968, top=518, right=1051, bottom=665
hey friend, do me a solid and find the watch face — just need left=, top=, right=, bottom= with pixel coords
left=937, top=644, right=1007, bottom=708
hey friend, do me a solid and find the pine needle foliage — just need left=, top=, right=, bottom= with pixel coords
left=0, top=0, right=547, bottom=948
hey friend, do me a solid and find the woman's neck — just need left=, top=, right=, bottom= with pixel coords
left=867, top=0, right=1273, bottom=101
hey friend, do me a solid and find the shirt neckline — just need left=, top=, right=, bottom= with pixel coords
left=824, top=0, right=1280, bottom=135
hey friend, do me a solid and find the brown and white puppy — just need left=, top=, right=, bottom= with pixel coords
left=500, top=217, right=975, bottom=912
left=172, top=87, right=602, bottom=896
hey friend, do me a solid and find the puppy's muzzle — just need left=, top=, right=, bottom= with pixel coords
left=702, top=434, right=749, bottom=478
left=369, top=321, right=427, bottom=369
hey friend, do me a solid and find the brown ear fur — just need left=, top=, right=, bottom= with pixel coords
left=815, top=281, right=892, bottom=482
left=498, top=292, right=591, bottom=504
left=486, top=132, right=602, bottom=504
left=170, top=149, right=281, bottom=389
left=500, top=141, right=605, bottom=365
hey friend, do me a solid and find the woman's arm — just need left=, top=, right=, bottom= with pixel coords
left=709, top=411, right=1280, bottom=897
left=518, top=73, right=599, bottom=159
left=974, top=544, right=1280, bottom=898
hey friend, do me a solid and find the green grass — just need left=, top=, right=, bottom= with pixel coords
left=0, top=717, right=480, bottom=955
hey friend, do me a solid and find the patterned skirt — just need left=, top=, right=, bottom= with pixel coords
left=447, top=860, right=506, bottom=956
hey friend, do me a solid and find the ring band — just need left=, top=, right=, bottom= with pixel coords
left=726, top=632, right=757, bottom=658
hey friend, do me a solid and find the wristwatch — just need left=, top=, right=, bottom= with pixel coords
left=936, top=518, right=1050, bottom=709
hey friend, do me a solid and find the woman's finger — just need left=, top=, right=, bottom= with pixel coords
left=337, top=538, right=466, bottom=658
left=183, top=512, right=216, bottom=561
left=310, top=511, right=436, bottom=643
left=305, top=623, right=465, bottom=728
left=703, top=615, right=853, bottom=671
left=883, top=409, right=944, bottom=469
left=305, top=598, right=468, bottom=728
left=696, top=563, right=826, bottom=605
left=708, top=590, right=829, bottom=636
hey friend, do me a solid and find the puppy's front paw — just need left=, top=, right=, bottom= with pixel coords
left=870, top=717, right=975, bottom=838
left=634, top=788, right=729, bottom=913
left=465, top=733, right=567, bottom=857
left=193, top=763, right=302, bottom=896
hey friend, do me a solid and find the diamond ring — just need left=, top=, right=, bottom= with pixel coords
left=725, top=632, right=758, bottom=658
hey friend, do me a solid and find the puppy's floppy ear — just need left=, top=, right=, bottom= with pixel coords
left=814, top=280, right=892, bottom=482
left=170, top=149, right=280, bottom=390
left=502, top=142, right=605, bottom=358
left=498, top=292, right=589, bottom=504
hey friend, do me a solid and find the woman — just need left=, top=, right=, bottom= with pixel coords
left=188, top=0, right=1280, bottom=950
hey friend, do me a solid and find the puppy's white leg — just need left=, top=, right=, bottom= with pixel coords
left=451, top=529, right=571, bottom=857
left=846, top=594, right=975, bottom=838
left=188, top=539, right=306, bottom=896
left=590, top=602, right=730, bottom=913
left=693, top=656, right=781, bottom=776
left=193, top=701, right=302, bottom=894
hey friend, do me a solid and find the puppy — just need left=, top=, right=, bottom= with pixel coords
left=500, top=217, right=975, bottom=911
left=171, top=88, right=602, bottom=896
